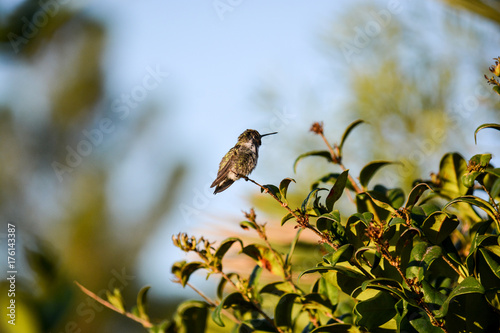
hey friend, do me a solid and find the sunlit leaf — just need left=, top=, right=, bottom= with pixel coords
left=360, top=278, right=408, bottom=302
left=310, top=324, right=360, bottom=332
left=405, top=183, right=432, bottom=210
left=445, top=195, right=497, bottom=222
left=136, top=285, right=151, bottom=321
left=106, top=288, right=125, bottom=313
left=354, top=290, right=397, bottom=329
left=421, top=211, right=459, bottom=244
left=406, top=243, right=442, bottom=281
left=242, top=244, right=285, bottom=278
left=323, top=244, right=353, bottom=266
left=261, top=184, right=281, bottom=201
left=437, top=153, right=468, bottom=199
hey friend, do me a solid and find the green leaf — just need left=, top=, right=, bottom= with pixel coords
left=358, top=191, right=397, bottom=215
left=213, top=238, right=243, bottom=269
left=275, top=293, right=300, bottom=328
left=316, top=211, right=345, bottom=244
left=405, top=183, right=432, bottom=210
left=360, top=278, right=408, bottom=302
left=406, top=243, right=442, bottom=281
left=310, top=324, right=360, bottom=332
left=302, top=293, right=334, bottom=313
left=260, top=281, right=296, bottom=297
left=359, top=161, right=396, bottom=189
left=345, top=213, right=371, bottom=248
left=354, top=291, right=397, bottom=329
left=248, top=265, right=262, bottom=289
left=242, top=244, right=285, bottom=278
left=479, top=247, right=500, bottom=280
left=339, top=119, right=365, bottom=152
left=294, top=150, right=333, bottom=173
left=318, top=276, right=339, bottom=307
left=136, top=285, right=151, bottom=321
left=437, top=277, right=485, bottom=318
left=176, top=301, right=208, bottom=333
left=281, top=212, right=295, bottom=226
left=211, top=301, right=225, bottom=327
left=171, top=260, right=186, bottom=279
left=325, top=170, right=349, bottom=211
left=485, top=168, right=500, bottom=179
left=279, top=178, right=296, bottom=202
left=462, top=170, right=482, bottom=188
left=180, top=261, right=206, bottom=287
left=445, top=195, right=498, bottom=222
left=323, top=244, right=353, bottom=266
left=240, top=221, right=257, bottom=230
left=212, top=293, right=252, bottom=327
left=301, top=187, right=327, bottom=215
left=347, top=212, right=373, bottom=227
left=106, top=288, right=125, bottom=313
left=437, top=152, right=468, bottom=199
left=474, top=123, right=500, bottom=144
left=261, top=184, right=281, bottom=200
left=299, top=265, right=367, bottom=282
left=421, top=211, right=459, bottom=244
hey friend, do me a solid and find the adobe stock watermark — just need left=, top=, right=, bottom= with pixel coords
left=212, top=0, right=244, bottom=21
left=8, top=0, right=71, bottom=54
left=51, top=65, right=169, bottom=182
left=339, top=0, right=403, bottom=64
left=178, top=107, right=296, bottom=224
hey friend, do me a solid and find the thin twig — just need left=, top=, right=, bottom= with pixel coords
left=75, top=281, right=153, bottom=329
left=441, top=255, right=466, bottom=280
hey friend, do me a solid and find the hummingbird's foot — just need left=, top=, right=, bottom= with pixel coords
left=238, top=174, right=250, bottom=181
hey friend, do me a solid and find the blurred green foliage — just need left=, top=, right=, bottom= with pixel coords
left=0, top=1, right=184, bottom=332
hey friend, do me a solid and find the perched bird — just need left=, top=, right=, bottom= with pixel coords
left=211, top=129, right=277, bottom=194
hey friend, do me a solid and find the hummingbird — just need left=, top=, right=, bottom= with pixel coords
left=211, top=129, right=277, bottom=194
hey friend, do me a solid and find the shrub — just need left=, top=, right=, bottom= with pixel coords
left=77, top=59, right=500, bottom=333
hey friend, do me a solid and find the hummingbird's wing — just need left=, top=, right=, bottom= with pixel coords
left=210, top=147, right=237, bottom=188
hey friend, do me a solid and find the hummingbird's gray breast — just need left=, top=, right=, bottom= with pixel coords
left=234, top=143, right=258, bottom=176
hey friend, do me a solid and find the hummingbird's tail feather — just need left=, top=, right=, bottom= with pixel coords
left=212, top=179, right=234, bottom=194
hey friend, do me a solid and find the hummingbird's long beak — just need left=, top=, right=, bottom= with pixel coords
left=260, top=132, right=278, bottom=138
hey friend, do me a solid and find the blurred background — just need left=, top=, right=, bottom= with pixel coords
left=0, top=0, right=499, bottom=332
